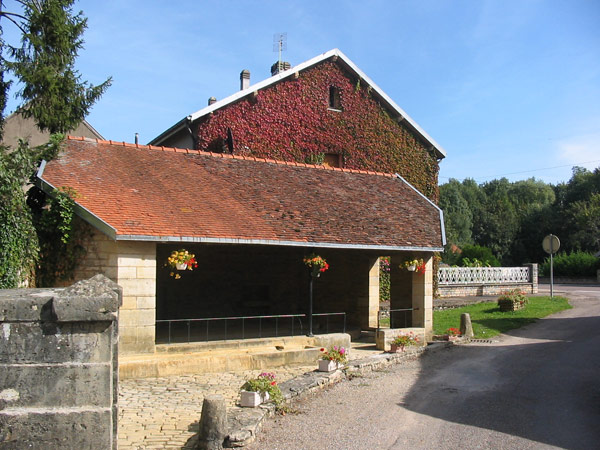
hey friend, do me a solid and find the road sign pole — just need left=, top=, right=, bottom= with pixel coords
left=543, top=234, right=560, bottom=300
left=550, top=251, right=554, bottom=299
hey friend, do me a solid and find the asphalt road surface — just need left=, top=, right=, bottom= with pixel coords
left=248, top=286, right=600, bottom=450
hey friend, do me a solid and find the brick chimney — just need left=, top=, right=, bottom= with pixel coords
left=208, top=96, right=217, bottom=105
left=240, top=70, right=250, bottom=90
left=271, top=61, right=291, bottom=76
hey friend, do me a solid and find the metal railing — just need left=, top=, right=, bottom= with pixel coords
left=377, top=308, right=413, bottom=330
left=156, top=312, right=346, bottom=344
left=438, top=266, right=530, bottom=286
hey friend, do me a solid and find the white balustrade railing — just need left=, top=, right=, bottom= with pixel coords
left=438, top=266, right=530, bottom=286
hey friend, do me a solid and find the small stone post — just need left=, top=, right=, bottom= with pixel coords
left=460, top=313, right=474, bottom=338
left=197, top=394, right=227, bottom=450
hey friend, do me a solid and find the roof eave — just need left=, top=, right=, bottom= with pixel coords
left=36, top=160, right=118, bottom=240
left=113, top=234, right=444, bottom=252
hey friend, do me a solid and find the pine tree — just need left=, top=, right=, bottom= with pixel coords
left=0, top=0, right=110, bottom=287
left=2, top=0, right=111, bottom=134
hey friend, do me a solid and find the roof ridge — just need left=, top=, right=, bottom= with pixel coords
left=65, top=135, right=396, bottom=179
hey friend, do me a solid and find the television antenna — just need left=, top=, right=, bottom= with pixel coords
left=273, top=32, right=287, bottom=73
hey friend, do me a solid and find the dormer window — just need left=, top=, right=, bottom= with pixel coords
left=323, top=153, right=342, bottom=168
left=329, top=86, right=342, bottom=110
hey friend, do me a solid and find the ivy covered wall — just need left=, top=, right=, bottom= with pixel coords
left=195, top=61, right=440, bottom=202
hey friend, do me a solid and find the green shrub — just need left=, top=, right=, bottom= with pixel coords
left=459, top=245, right=500, bottom=267
left=540, top=251, right=599, bottom=277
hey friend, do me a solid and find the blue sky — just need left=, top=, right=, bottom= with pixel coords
left=3, top=0, right=599, bottom=185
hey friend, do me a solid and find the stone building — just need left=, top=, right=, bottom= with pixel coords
left=35, top=49, right=447, bottom=363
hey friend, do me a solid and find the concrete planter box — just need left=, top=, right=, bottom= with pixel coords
left=240, top=391, right=269, bottom=407
left=318, top=359, right=341, bottom=372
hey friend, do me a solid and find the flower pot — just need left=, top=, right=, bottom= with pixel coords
left=390, top=343, right=405, bottom=353
left=318, top=359, right=340, bottom=372
left=175, top=263, right=187, bottom=270
left=261, top=391, right=270, bottom=403
left=407, top=265, right=416, bottom=272
left=240, top=391, right=261, bottom=407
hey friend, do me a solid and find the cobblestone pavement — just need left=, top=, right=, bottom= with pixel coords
left=118, top=343, right=381, bottom=449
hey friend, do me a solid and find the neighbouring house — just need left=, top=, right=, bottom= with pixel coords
left=150, top=48, right=445, bottom=203
left=2, top=111, right=103, bottom=147
left=37, top=136, right=445, bottom=355
left=35, top=49, right=447, bottom=357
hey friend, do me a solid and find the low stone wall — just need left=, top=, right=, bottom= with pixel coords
left=437, top=264, right=538, bottom=298
left=0, top=275, right=121, bottom=449
left=438, top=283, right=537, bottom=298
left=539, top=275, right=600, bottom=284
left=375, top=327, right=425, bottom=351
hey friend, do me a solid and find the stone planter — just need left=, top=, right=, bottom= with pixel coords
left=318, top=359, right=340, bottom=372
left=390, top=343, right=406, bottom=353
left=175, top=263, right=187, bottom=270
left=407, top=264, right=416, bottom=272
left=498, top=300, right=525, bottom=312
left=240, top=391, right=261, bottom=407
left=240, top=390, right=270, bottom=407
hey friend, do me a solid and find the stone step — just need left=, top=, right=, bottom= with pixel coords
left=119, top=334, right=351, bottom=379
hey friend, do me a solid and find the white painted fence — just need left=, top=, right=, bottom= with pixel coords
left=438, top=266, right=531, bottom=286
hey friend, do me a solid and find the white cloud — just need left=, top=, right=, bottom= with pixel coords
left=555, top=132, right=600, bottom=171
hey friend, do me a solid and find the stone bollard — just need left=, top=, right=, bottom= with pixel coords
left=197, top=394, right=227, bottom=450
left=460, top=313, right=474, bottom=338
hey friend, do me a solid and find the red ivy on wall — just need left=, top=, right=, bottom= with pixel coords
left=196, top=62, right=440, bottom=202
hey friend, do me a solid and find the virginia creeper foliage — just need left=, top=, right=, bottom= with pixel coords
left=196, top=62, right=440, bottom=202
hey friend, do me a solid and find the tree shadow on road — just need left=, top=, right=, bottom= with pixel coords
left=401, top=314, right=600, bottom=449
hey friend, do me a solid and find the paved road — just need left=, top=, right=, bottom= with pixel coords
left=249, top=288, right=600, bottom=449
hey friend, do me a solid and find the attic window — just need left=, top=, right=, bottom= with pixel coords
left=323, top=153, right=342, bottom=168
left=328, top=86, right=342, bottom=111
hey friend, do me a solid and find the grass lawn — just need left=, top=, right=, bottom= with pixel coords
left=433, top=296, right=572, bottom=339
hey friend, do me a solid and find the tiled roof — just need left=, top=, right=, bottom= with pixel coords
left=37, top=136, right=445, bottom=251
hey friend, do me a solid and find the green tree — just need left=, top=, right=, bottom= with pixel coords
left=0, top=0, right=110, bottom=288
left=3, top=0, right=111, bottom=133
left=439, top=179, right=473, bottom=247
left=479, top=178, right=519, bottom=264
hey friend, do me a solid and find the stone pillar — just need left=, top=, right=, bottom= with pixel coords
left=367, top=257, right=380, bottom=329
left=524, top=263, right=538, bottom=294
left=116, top=241, right=157, bottom=354
left=0, top=275, right=121, bottom=449
left=389, top=255, right=412, bottom=328
left=67, top=226, right=157, bottom=354
left=197, top=395, right=227, bottom=450
left=412, top=256, right=433, bottom=341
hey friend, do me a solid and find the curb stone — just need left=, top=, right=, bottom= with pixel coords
left=223, top=342, right=451, bottom=447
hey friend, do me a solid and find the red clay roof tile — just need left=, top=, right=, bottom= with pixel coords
left=38, top=137, right=444, bottom=249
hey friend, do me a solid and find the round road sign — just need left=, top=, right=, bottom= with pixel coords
left=542, top=234, right=560, bottom=254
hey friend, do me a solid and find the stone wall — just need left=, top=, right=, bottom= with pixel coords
left=0, top=275, right=121, bottom=449
left=69, top=223, right=156, bottom=354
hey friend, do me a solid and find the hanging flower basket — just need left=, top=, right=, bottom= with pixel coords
left=165, top=249, right=198, bottom=279
left=303, top=254, right=329, bottom=277
left=401, top=259, right=426, bottom=275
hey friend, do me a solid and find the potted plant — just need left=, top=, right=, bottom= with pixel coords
left=318, top=345, right=348, bottom=372
left=240, top=372, right=283, bottom=407
left=165, top=249, right=198, bottom=279
left=497, top=290, right=528, bottom=311
left=390, top=332, right=419, bottom=352
left=303, top=253, right=330, bottom=277
left=445, top=327, right=462, bottom=341
left=401, top=258, right=426, bottom=275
